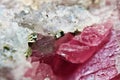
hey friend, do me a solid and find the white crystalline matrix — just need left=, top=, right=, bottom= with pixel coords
left=0, top=7, right=33, bottom=80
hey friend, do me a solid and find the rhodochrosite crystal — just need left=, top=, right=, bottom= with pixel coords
left=57, top=43, right=96, bottom=63
left=27, top=29, right=120, bottom=80
left=25, top=62, right=57, bottom=80
left=25, top=23, right=120, bottom=80
left=77, top=21, right=112, bottom=46
left=69, top=30, right=120, bottom=80
left=55, top=32, right=74, bottom=50
left=57, top=22, right=112, bottom=63
left=29, top=34, right=55, bottom=65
